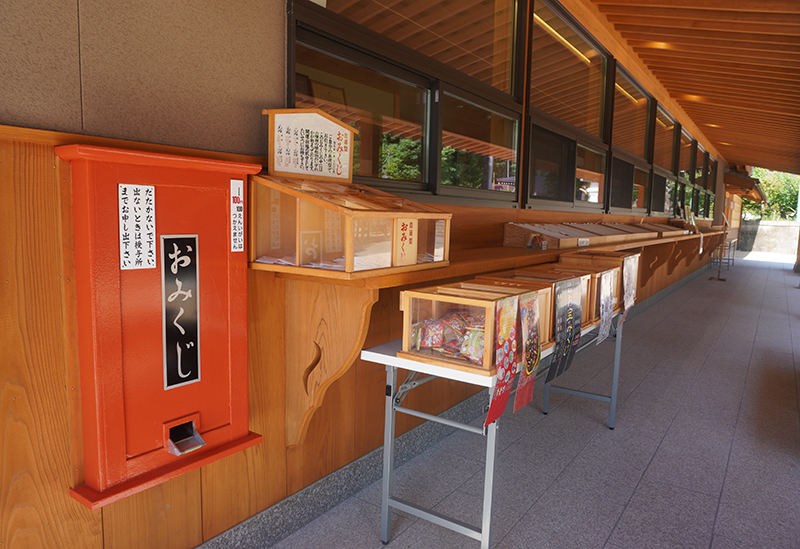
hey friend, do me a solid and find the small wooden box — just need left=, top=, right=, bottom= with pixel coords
left=476, top=269, right=591, bottom=333
left=398, top=282, right=547, bottom=375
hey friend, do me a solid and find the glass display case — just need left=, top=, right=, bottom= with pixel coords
left=398, top=281, right=551, bottom=373
left=251, top=108, right=452, bottom=278
left=476, top=269, right=591, bottom=332
left=249, top=175, right=451, bottom=276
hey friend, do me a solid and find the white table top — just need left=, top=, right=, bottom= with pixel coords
left=361, top=319, right=615, bottom=389
left=361, top=339, right=497, bottom=388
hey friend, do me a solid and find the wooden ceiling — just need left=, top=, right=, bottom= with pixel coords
left=588, top=0, right=800, bottom=176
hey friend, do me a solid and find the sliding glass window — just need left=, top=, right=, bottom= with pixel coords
left=575, top=144, right=605, bottom=204
left=651, top=171, right=676, bottom=215
left=653, top=107, right=676, bottom=172
left=665, top=178, right=677, bottom=215
left=530, top=0, right=606, bottom=138
left=678, top=129, right=693, bottom=180
left=324, top=0, right=517, bottom=94
left=440, top=91, right=518, bottom=193
left=633, top=166, right=649, bottom=210
left=695, top=147, right=707, bottom=186
left=528, top=125, right=575, bottom=203
left=295, top=39, right=429, bottom=185
left=612, top=68, right=649, bottom=160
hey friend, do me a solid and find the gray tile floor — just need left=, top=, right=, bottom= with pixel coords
left=270, top=256, right=800, bottom=549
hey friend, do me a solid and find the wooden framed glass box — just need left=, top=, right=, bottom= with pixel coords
left=248, top=174, right=451, bottom=277
left=523, top=263, right=621, bottom=321
left=251, top=108, right=452, bottom=278
left=558, top=251, right=641, bottom=307
left=398, top=282, right=550, bottom=374
left=476, top=269, right=592, bottom=331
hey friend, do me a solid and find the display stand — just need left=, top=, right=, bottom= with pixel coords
left=361, top=316, right=626, bottom=547
left=542, top=314, right=624, bottom=429
left=362, top=340, right=498, bottom=548
left=710, top=238, right=736, bottom=271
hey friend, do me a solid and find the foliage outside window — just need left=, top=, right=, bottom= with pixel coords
left=653, top=107, right=675, bottom=172
left=325, top=0, right=516, bottom=94
left=530, top=0, right=606, bottom=138
left=295, top=43, right=427, bottom=183
left=707, top=193, right=714, bottom=218
left=665, top=179, right=676, bottom=215
left=441, top=93, right=518, bottom=192
left=742, top=168, right=800, bottom=220
left=693, top=189, right=702, bottom=217
left=683, top=184, right=693, bottom=215
left=575, top=145, right=605, bottom=204
left=612, top=69, right=648, bottom=160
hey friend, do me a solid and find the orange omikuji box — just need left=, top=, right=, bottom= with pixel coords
left=56, top=145, right=263, bottom=510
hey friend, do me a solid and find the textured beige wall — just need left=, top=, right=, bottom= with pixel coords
left=1, top=0, right=83, bottom=132
left=1, top=0, right=286, bottom=156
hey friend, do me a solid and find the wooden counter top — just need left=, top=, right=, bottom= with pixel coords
left=264, top=231, right=721, bottom=290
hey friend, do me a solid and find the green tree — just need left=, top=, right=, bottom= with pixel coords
left=742, top=168, right=800, bottom=220
left=379, top=133, right=422, bottom=181
left=441, top=146, right=485, bottom=188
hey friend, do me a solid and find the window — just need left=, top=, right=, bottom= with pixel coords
left=528, top=125, right=575, bottom=203
left=665, top=179, right=676, bottom=215
left=575, top=145, right=605, bottom=204
left=692, top=188, right=701, bottom=216
left=678, top=129, right=693, bottom=180
left=530, top=0, right=607, bottom=138
left=612, top=68, right=649, bottom=160
left=676, top=182, right=687, bottom=216
left=653, top=107, right=676, bottom=172
left=610, top=157, right=634, bottom=209
left=707, top=193, right=715, bottom=218
left=651, top=173, right=666, bottom=212
left=295, top=39, right=429, bottom=185
left=695, top=147, right=707, bottom=186
left=325, top=0, right=517, bottom=94
left=633, top=167, right=649, bottom=209
left=683, top=185, right=699, bottom=219
left=440, top=92, right=518, bottom=193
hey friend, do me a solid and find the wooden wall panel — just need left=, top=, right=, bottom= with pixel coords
left=200, top=271, right=288, bottom=540
left=1, top=140, right=103, bottom=548
left=1, top=126, right=719, bottom=549
left=286, top=368, right=357, bottom=495
left=102, top=472, right=202, bottom=549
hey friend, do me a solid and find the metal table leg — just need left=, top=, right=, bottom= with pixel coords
left=381, top=365, right=397, bottom=543
left=543, top=316, right=624, bottom=430
left=480, top=420, right=498, bottom=549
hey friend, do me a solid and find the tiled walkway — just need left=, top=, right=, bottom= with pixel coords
left=270, top=256, right=800, bottom=548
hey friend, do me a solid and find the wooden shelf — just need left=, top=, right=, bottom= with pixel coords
left=268, top=231, right=721, bottom=289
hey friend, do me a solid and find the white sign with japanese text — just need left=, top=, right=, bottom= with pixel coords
left=230, top=179, right=245, bottom=252
left=272, top=112, right=351, bottom=180
left=118, top=184, right=156, bottom=270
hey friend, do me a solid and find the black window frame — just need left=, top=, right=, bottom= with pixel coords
left=291, top=0, right=523, bottom=207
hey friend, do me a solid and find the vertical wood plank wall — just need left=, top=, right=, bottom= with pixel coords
left=1, top=130, right=714, bottom=549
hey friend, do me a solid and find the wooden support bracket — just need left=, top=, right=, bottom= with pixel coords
left=284, top=279, right=379, bottom=447
left=640, top=242, right=672, bottom=288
